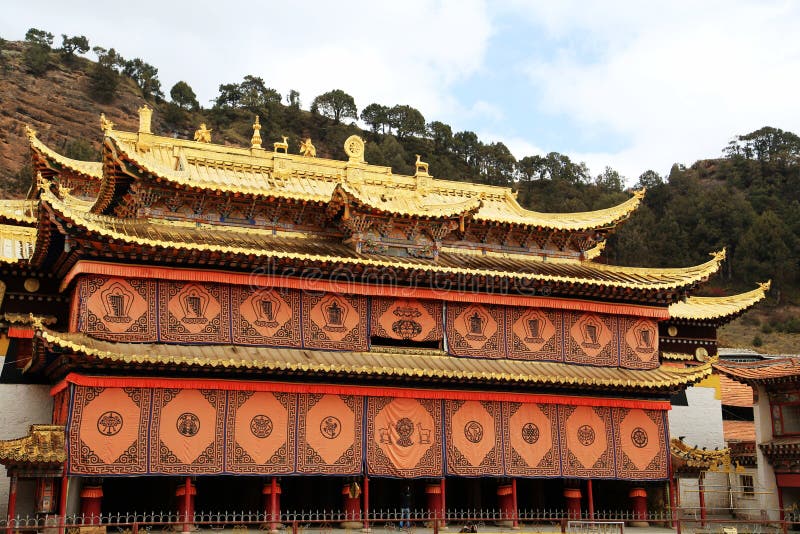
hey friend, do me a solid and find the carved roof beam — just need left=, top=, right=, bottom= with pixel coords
left=533, top=230, right=551, bottom=251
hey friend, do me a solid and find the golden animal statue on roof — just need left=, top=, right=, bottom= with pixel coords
left=194, top=123, right=212, bottom=143
left=299, top=138, right=316, bottom=158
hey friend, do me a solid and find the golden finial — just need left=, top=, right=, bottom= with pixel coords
left=24, top=125, right=37, bottom=140
left=250, top=116, right=263, bottom=149
left=343, top=135, right=365, bottom=163
left=299, top=137, right=316, bottom=158
left=138, top=104, right=152, bottom=134
left=759, top=280, right=772, bottom=292
left=710, top=248, right=727, bottom=262
left=100, top=113, right=114, bottom=133
left=274, top=136, right=289, bottom=154
left=194, top=123, right=212, bottom=143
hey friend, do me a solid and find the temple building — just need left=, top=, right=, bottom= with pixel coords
left=0, top=106, right=770, bottom=523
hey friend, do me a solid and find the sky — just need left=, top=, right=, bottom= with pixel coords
left=3, top=0, right=800, bottom=183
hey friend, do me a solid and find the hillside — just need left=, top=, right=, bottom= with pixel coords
left=0, top=37, right=798, bottom=354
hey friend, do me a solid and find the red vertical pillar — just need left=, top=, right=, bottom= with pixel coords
left=563, top=487, right=582, bottom=520
left=362, top=476, right=370, bottom=532
left=265, top=477, right=280, bottom=533
left=511, top=479, right=519, bottom=529
left=440, top=478, right=446, bottom=525
left=58, top=469, right=68, bottom=534
left=425, top=483, right=443, bottom=528
left=669, top=478, right=679, bottom=532
left=698, top=474, right=706, bottom=528
left=79, top=486, right=103, bottom=525
left=342, top=482, right=363, bottom=528
left=6, top=475, right=17, bottom=534
left=497, top=484, right=514, bottom=526
left=586, top=480, right=594, bottom=521
left=176, top=478, right=195, bottom=533
left=629, top=487, right=648, bottom=527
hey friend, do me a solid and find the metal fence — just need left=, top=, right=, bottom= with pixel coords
left=0, top=508, right=796, bottom=534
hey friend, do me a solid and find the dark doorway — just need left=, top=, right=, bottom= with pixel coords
left=102, top=476, right=177, bottom=515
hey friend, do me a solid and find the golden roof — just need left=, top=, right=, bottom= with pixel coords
left=101, top=129, right=643, bottom=230
left=669, top=281, right=770, bottom=321
left=0, top=224, right=37, bottom=263
left=670, top=437, right=738, bottom=471
left=40, top=187, right=726, bottom=291
left=28, top=128, right=102, bottom=179
left=0, top=425, right=66, bottom=465
left=38, top=327, right=712, bottom=390
left=0, top=200, right=38, bottom=225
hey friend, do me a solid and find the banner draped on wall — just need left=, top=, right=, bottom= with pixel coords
left=73, top=276, right=658, bottom=369
left=67, top=384, right=669, bottom=480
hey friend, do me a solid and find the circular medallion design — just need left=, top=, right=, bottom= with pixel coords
left=344, top=135, right=365, bottom=161
left=631, top=427, right=649, bottom=448
left=695, top=347, right=709, bottom=362
left=320, top=416, right=342, bottom=439
left=392, top=319, right=423, bottom=340
left=395, top=417, right=414, bottom=447
left=176, top=412, right=200, bottom=437
left=521, top=422, right=540, bottom=444
left=464, top=421, right=484, bottom=443
left=250, top=415, right=273, bottom=438
left=577, top=424, right=596, bottom=446
left=97, top=411, right=123, bottom=436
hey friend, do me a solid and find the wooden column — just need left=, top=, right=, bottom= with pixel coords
left=79, top=486, right=103, bottom=524
left=563, top=487, right=582, bottom=520
left=6, top=475, right=17, bottom=534
left=440, top=478, right=447, bottom=526
left=176, top=477, right=195, bottom=533
left=341, top=482, right=362, bottom=529
left=268, top=477, right=279, bottom=533
left=511, top=478, right=519, bottom=529
left=586, top=480, right=594, bottom=521
left=497, top=484, right=514, bottom=527
left=669, top=478, right=679, bottom=533
left=362, top=475, right=370, bottom=532
left=58, top=469, right=68, bottom=534
left=629, top=487, right=648, bottom=527
left=698, top=473, right=706, bottom=528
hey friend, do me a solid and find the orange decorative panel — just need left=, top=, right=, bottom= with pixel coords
left=620, top=317, right=659, bottom=369
left=445, top=400, right=503, bottom=476
left=77, top=276, right=157, bottom=342
left=507, top=308, right=563, bottom=361
left=565, top=312, right=617, bottom=366
left=366, top=397, right=442, bottom=477
left=502, top=402, right=561, bottom=477
left=150, top=389, right=225, bottom=474
left=297, top=394, right=363, bottom=475
left=302, top=293, right=368, bottom=351
left=159, top=282, right=231, bottom=343
left=371, top=298, right=443, bottom=342
left=613, top=408, right=668, bottom=479
left=225, top=391, right=296, bottom=474
left=559, top=405, right=615, bottom=478
left=231, top=287, right=301, bottom=347
left=446, top=303, right=505, bottom=358
left=69, top=387, right=150, bottom=474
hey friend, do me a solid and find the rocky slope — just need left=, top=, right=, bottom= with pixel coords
left=0, top=41, right=149, bottom=196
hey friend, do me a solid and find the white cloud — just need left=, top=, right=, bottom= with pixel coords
left=512, top=1, right=800, bottom=181
left=1, top=0, right=493, bottom=117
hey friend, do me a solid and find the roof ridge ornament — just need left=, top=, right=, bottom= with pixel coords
left=758, top=280, right=772, bottom=292
left=24, top=125, right=37, bottom=140
left=274, top=136, right=289, bottom=154
left=710, top=248, right=727, bottom=263
left=250, top=116, right=263, bottom=149
left=138, top=105, right=152, bottom=134
left=299, top=137, right=316, bottom=158
left=193, top=123, right=212, bottom=144
left=344, top=135, right=365, bottom=163
left=100, top=113, right=115, bottom=133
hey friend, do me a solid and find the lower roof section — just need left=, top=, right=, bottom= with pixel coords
left=37, top=327, right=711, bottom=394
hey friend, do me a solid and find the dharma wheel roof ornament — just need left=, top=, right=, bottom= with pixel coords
left=344, top=135, right=365, bottom=163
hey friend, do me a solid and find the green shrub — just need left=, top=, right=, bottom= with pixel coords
left=752, top=336, right=764, bottom=347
